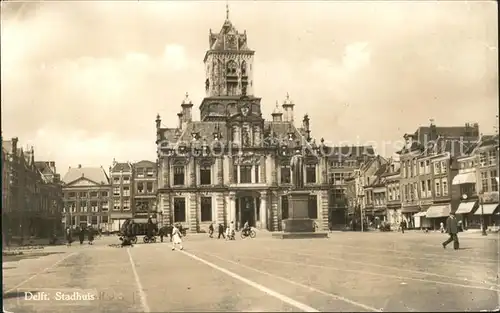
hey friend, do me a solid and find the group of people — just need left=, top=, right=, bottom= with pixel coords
left=65, top=225, right=96, bottom=246
left=208, top=221, right=251, bottom=240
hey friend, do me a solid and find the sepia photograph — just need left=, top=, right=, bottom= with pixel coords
left=1, top=0, right=499, bottom=312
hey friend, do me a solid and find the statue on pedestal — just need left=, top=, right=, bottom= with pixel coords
left=290, top=150, right=304, bottom=189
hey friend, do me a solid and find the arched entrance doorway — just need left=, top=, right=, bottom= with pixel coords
left=235, top=190, right=261, bottom=229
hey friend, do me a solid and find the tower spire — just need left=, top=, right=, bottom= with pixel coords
left=226, top=1, right=229, bottom=20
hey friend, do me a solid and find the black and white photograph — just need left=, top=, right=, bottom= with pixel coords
left=1, top=1, right=499, bottom=312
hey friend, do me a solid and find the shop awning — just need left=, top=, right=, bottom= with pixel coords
left=425, top=204, right=451, bottom=218
left=473, top=203, right=499, bottom=215
left=452, top=172, right=476, bottom=185
left=455, top=201, right=477, bottom=215
left=401, top=206, right=420, bottom=213
left=414, top=211, right=427, bottom=217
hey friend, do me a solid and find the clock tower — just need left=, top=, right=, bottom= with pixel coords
left=200, top=5, right=262, bottom=123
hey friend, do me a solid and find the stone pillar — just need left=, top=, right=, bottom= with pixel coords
left=217, top=157, right=223, bottom=185
left=229, top=192, right=236, bottom=224
left=251, top=165, right=256, bottom=183
left=260, top=191, right=267, bottom=230
left=189, top=158, right=196, bottom=186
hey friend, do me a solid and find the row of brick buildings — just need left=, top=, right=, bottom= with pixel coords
left=345, top=122, right=499, bottom=231
left=60, top=160, right=158, bottom=232
left=2, top=137, right=63, bottom=238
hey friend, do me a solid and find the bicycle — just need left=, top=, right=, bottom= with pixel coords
left=240, top=228, right=256, bottom=239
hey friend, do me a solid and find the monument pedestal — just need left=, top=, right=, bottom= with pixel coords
left=272, top=190, right=328, bottom=239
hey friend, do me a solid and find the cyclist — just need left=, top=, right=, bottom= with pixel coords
left=242, top=220, right=250, bottom=236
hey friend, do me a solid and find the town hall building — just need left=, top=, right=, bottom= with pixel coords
left=155, top=10, right=331, bottom=233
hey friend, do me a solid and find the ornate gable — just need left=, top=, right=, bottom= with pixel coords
left=66, top=177, right=100, bottom=187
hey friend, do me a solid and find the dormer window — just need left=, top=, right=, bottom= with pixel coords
left=226, top=60, right=237, bottom=75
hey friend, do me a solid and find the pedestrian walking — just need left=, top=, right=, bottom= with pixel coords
left=208, top=223, right=214, bottom=238
left=217, top=223, right=225, bottom=239
left=65, top=227, right=72, bottom=247
left=442, top=212, right=460, bottom=250
left=87, top=225, right=95, bottom=245
left=439, top=222, right=445, bottom=233
left=78, top=226, right=85, bottom=245
left=400, top=220, right=406, bottom=234
left=171, top=224, right=184, bottom=251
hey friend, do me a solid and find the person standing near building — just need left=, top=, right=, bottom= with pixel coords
left=217, top=223, right=225, bottom=239
left=87, top=225, right=95, bottom=245
left=439, top=222, right=445, bottom=233
left=65, top=227, right=72, bottom=247
left=208, top=223, right=214, bottom=238
left=171, top=224, right=184, bottom=251
left=78, top=226, right=85, bottom=245
left=442, top=212, right=459, bottom=250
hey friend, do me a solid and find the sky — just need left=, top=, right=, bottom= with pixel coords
left=1, top=1, right=498, bottom=175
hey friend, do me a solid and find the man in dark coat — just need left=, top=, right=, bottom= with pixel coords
left=78, top=226, right=85, bottom=244
left=87, top=226, right=95, bottom=245
left=442, top=212, right=459, bottom=250
left=217, top=223, right=225, bottom=239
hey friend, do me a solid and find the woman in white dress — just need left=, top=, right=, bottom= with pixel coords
left=171, top=224, right=184, bottom=250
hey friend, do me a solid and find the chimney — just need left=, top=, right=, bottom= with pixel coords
left=181, top=92, right=193, bottom=123
left=78, top=164, right=82, bottom=169
left=49, top=161, right=56, bottom=173
left=271, top=101, right=283, bottom=122
left=177, top=112, right=184, bottom=130
left=282, top=93, right=295, bottom=123
left=11, top=137, right=18, bottom=155
left=302, top=114, right=311, bottom=142
left=156, top=114, right=161, bottom=129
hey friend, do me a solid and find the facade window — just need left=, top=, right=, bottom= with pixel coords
left=425, top=160, right=430, bottom=173
left=102, top=216, right=109, bottom=223
left=396, top=186, right=400, bottom=200
left=419, top=161, right=425, bottom=174
left=146, top=182, right=153, bottom=193
left=427, top=179, right=431, bottom=195
left=123, top=186, right=130, bottom=196
left=123, top=176, right=130, bottom=183
left=137, top=182, right=144, bottom=193
left=254, top=165, right=260, bottom=183
left=281, top=165, right=291, bottom=183
left=90, top=201, right=98, bottom=212
left=200, top=165, right=211, bottom=185
left=113, top=186, right=120, bottom=196
left=308, top=195, right=318, bottom=219
left=480, top=153, right=488, bottom=166
left=481, top=172, right=489, bottom=192
left=173, top=166, right=185, bottom=186
left=101, top=191, right=108, bottom=197
left=146, top=168, right=154, bottom=177
left=442, top=178, right=448, bottom=196
left=434, top=179, right=441, bottom=197
left=281, top=196, right=289, bottom=220
left=101, top=202, right=109, bottom=212
left=200, top=197, right=212, bottom=222
left=489, top=151, right=497, bottom=165
left=491, top=170, right=498, bottom=192
left=68, top=192, right=76, bottom=198
left=306, top=164, right=316, bottom=184
left=136, top=169, right=145, bottom=178
left=239, top=165, right=252, bottom=183
left=113, top=199, right=120, bottom=210
left=402, top=164, right=407, bottom=178
left=412, top=160, right=417, bottom=177
left=434, top=162, right=441, bottom=175
left=333, top=173, right=344, bottom=185
left=123, top=199, right=130, bottom=210
left=113, top=176, right=120, bottom=183
left=80, top=201, right=88, bottom=212
left=90, top=192, right=98, bottom=198
left=80, top=192, right=87, bottom=198
left=420, top=181, right=426, bottom=194
left=173, top=198, right=186, bottom=222
left=441, top=161, right=448, bottom=173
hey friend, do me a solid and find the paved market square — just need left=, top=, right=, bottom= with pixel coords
left=3, top=231, right=499, bottom=312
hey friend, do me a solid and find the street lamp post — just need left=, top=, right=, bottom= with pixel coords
left=480, top=192, right=487, bottom=236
